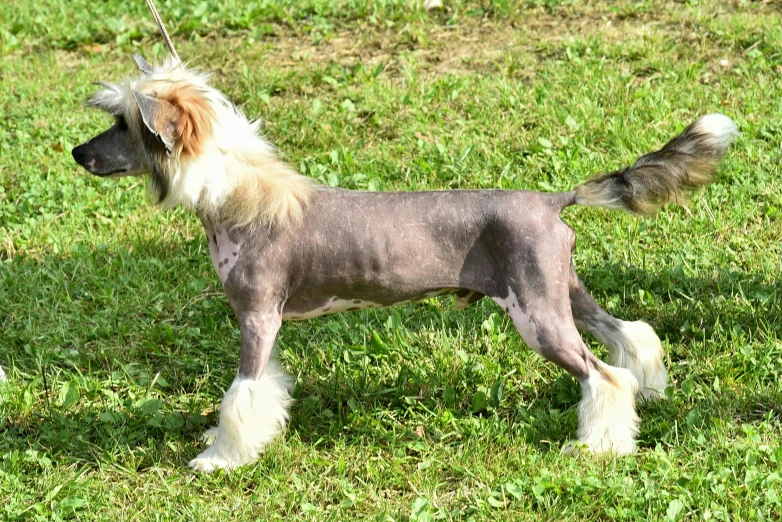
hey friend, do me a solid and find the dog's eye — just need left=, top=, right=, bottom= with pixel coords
left=116, top=116, right=129, bottom=132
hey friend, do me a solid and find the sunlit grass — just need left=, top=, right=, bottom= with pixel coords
left=1, top=1, right=781, bottom=520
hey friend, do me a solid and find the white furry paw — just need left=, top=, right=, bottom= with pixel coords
left=575, top=364, right=640, bottom=456
left=638, top=364, right=669, bottom=402
left=561, top=437, right=637, bottom=456
left=611, top=321, right=669, bottom=402
left=561, top=440, right=589, bottom=456
left=0, top=364, right=6, bottom=382
left=188, top=443, right=243, bottom=473
left=189, top=363, right=293, bottom=472
left=188, top=423, right=263, bottom=473
left=200, top=426, right=220, bottom=446
left=188, top=455, right=235, bottom=473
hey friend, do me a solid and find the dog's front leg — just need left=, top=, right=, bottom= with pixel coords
left=189, top=310, right=293, bottom=473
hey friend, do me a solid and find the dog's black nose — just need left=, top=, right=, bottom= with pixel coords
left=71, top=145, right=86, bottom=165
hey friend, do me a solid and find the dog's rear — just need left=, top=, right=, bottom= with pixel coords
left=559, top=114, right=737, bottom=404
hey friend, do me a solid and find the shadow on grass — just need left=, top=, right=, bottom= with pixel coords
left=2, top=240, right=780, bottom=466
left=578, top=262, right=781, bottom=347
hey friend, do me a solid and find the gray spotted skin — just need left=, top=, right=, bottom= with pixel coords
left=201, top=218, right=240, bottom=284
left=208, top=187, right=606, bottom=382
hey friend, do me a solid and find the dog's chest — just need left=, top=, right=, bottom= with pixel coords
left=202, top=221, right=240, bottom=284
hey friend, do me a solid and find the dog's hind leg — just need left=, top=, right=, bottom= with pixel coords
left=189, top=309, right=293, bottom=472
left=488, top=220, right=639, bottom=454
left=494, top=283, right=640, bottom=455
left=568, top=267, right=668, bottom=401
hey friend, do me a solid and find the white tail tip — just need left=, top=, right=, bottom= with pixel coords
left=693, top=113, right=738, bottom=151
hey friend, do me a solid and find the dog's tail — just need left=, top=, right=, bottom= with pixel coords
left=570, top=114, right=737, bottom=215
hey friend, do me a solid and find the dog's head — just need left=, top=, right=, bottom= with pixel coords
left=72, top=53, right=314, bottom=228
left=72, top=54, right=216, bottom=200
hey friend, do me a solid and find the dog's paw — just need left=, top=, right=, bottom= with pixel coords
left=639, top=385, right=670, bottom=402
left=561, top=440, right=588, bottom=456
left=200, top=426, right=220, bottom=446
left=188, top=457, right=222, bottom=473
left=561, top=438, right=636, bottom=456
left=188, top=452, right=236, bottom=473
left=637, top=366, right=670, bottom=402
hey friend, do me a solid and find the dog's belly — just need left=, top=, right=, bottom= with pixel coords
left=281, top=288, right=474, bottom=320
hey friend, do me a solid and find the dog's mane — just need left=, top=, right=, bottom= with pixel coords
left=87, top=58, right=314, bottom=230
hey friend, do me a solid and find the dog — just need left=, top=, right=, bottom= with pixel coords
left=71, top=54, right=737, bottom=472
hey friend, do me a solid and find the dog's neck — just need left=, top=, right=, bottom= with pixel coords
left=158, top=101, right=314, bottom=230
left=157, top=147, right=232, bottom=212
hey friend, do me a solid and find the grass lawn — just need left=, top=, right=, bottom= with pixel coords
left=1, top=0, right=782, bottom=519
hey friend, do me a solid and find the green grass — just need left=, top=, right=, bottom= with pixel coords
left=1, top=0, right=782, bottom=520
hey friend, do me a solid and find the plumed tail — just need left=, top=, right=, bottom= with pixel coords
left=573, top=114, right=737, bottom=216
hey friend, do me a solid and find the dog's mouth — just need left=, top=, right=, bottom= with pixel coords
left=76, top=158, right=133, bottom=178
left=99, top=168, right=129, bottom=178
left=83, top=165, right=127, bottom=177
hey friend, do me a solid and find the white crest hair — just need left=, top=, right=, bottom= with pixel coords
left=87, top=57, right=314, bottom=230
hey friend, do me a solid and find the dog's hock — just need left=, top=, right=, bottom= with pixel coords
left=582, top=316, right=669, bottom=401
left=189, top=359, right=293, bottom=473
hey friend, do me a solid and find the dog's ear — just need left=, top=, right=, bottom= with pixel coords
left=132, top=90, right=180, bottom=154
left=133, top=54, right=154, bottom=75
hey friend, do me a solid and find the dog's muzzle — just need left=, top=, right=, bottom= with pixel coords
left=71, top=143, right=128, bottom=177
